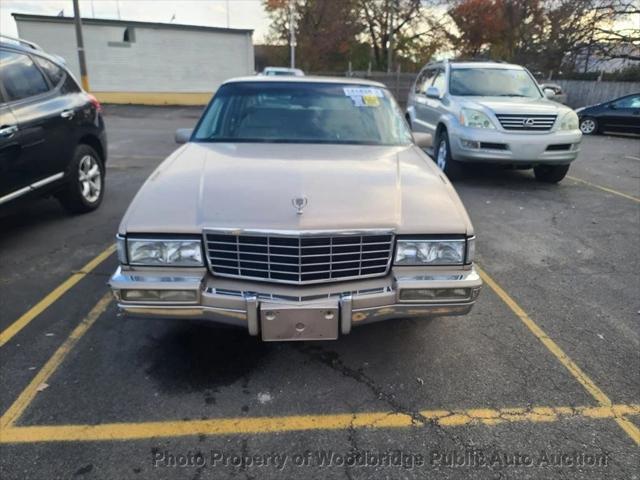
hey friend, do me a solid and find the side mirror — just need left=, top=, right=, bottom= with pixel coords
left=413, top=132, right=432, bottom=149
left=543, top=88, right=555, bottom=99
left=425, top=86, right=441, bottom=99
left=175, top=128, right=193, bottom=144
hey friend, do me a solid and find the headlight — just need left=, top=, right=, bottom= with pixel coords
left=460, top=108, right=495, bottom=129
left=395, top=239, right=466, bottom=265
left=127, top=238, right=203, bottom=266
left=558, top=110, right=579, bottom=130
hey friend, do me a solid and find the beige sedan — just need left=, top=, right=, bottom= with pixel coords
left=109, top=76, right=482, bottom=341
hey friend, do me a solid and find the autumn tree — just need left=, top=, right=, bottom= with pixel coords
left=264, top=0, right=362, bottom=71
left=447, top=0, right=507, bottom=57
left=447, top=0, right=639, bottom=74
left=265, top=0, right=444, bottom=72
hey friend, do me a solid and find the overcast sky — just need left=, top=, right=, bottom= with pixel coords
left=0, top=0, right=271, bottom=41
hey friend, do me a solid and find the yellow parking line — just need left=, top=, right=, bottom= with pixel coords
left=1, top=403, right=638, bottom=443
left=477, top=265, right=640, bottom=445
left=0, top=244, right=115, bottom=348
left=567, top=175, right=640, bottom=203
left=0, top=293, right=112, bottom=430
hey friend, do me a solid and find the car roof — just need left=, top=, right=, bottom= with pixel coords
left=223, top=76, right=387, bottom=88
left=263, top=67, right=300, bottom=71
left=0, top=36, right=68, bottom=69
left=449, top=62, right=524, bottom=70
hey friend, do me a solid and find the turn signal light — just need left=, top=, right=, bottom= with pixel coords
left=399, top=288, right=471, bottom=302
left=121, top=289, right=197, bottom=302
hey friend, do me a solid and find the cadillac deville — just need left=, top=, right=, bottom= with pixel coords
left=109, top=77, right=482, bottom=341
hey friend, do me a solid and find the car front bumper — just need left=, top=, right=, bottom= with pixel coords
left=449, top=126, right=582, bottom=164
left=109, top=266, right=482, bottom=341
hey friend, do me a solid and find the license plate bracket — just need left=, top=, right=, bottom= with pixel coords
left=260, top=302, right=339, bottom=341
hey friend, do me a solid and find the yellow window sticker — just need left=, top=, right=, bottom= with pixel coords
left=362, top=94, right=380, bottom=107
left=343, top=87, right=384, bottom=107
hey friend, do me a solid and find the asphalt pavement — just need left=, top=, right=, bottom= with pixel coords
left=0, top=105, right=638, bottom=479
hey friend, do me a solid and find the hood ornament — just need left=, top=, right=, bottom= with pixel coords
left=292, top=196, right=308, bottom=215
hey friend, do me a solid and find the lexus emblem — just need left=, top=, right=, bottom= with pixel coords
left=524, top=118, right=536, bottom=126
left=292, top=196, right=308, bottom=215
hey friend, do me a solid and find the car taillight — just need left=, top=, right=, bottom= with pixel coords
left=87, top=93, right=103, bottom=113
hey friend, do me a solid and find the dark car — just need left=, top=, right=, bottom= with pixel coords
left=576, top=93, right=640, bottom=135
left=0, top=35, right=106, bottom=213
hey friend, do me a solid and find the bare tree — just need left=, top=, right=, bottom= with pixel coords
left=358, top=0, right=438, bottom=69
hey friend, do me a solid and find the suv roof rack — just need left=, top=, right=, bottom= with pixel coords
left=448, top=58, right=509, bottom=63
left=0, top=34, right=42, bottom=51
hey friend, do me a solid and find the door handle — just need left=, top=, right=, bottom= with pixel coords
left=0, top=125, right=18, bottom=138
left=60, top=109, right=75, bottom=119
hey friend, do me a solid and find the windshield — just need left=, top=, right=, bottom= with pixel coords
left=449, top=68, right=541, bottom=98
left=193, top=82, right=413, bottom=145
left=266, top=70, right=297, bottom=76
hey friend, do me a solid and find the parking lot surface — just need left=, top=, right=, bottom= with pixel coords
left=0, top=105, right=638, bottom=479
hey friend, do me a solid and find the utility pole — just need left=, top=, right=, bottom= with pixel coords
left=387, top=0, right=395, bottom=73
left=289, top=0, right=296, bottom=68
left=72, top=0, right=90, bottom=91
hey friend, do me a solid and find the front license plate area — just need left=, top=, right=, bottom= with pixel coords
left=260, top=302, right=339, bottom=341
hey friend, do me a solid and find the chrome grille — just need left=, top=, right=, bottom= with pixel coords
left=496, top=114, right=557, bottom=131
left=208, top=286, right=391, bottom=302
left=204, top=231, right=394, bottom=285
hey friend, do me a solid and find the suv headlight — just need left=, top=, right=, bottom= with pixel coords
left=460, top=108, right=495, bottom=129
left=558, top=110, right=579, bottom=130
left=125, top=238, right=203, bottom=266
left=395, top=238, right=469, bottom=265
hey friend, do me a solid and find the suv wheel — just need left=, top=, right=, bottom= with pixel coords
left=533, top=164, right=570, bottom=183
left=435, top=131, right=464, bottom=179
left=579, top=117, right=598, bottom=135
left=57, top=144, right=105, bottom=213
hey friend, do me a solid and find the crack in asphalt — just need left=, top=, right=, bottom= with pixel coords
left=294, top=344, right=469, bottom=452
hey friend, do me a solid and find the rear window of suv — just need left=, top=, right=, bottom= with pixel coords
left=449, top=68, right=541, bottom=98
left=34, top=56, right=66, bottom=87
left=0, top=50, right=50, bottom=101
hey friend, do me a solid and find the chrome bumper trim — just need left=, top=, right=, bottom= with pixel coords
left=111, top=266, right=482, bottom=338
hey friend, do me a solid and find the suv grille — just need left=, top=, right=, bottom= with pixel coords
left=204, top=232, right=394, bottom=285
left=496, top=114, right=557, bottom=131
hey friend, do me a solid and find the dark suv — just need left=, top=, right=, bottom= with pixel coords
left=0, top=36, right=106, bottom=213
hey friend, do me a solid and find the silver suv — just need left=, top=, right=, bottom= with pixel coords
left=406, top=60, right=582, bottom=182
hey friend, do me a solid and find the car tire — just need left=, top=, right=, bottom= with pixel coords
left=533, top=164, right=570, bottom=183
left=579, top=117, right=598, bottom=135
left=434, top=131, right=464, bottom=179
left=57, top=144, right=105, bottom=213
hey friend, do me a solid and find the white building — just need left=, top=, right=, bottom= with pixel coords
left=13, top=13, right=254, bottom=105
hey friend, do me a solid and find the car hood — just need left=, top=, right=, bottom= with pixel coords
left=459, top=96, right=568, bottom=115
left=120, top=143, right=473, bottom=236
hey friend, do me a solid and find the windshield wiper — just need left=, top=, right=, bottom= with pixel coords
left=496, top=94, right=529, bottom=97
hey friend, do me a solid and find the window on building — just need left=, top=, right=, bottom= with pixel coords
left=0, top=50, right=50, bottom=101
left=123, top=27, right=136, bottom=43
